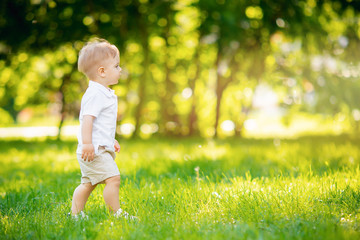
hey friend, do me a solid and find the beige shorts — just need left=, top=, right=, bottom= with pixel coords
left=77, top=147, right=120, bottom=185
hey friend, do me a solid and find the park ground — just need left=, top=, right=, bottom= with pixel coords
left=1, top=136, right=360, bottom=239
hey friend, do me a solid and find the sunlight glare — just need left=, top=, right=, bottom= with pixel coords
left=220, top=120, right=235, bottom=132
left=120, top=123, right=135, bottom=135
left=352, top=109, right=360, bottom=121
left=140, top=123, right=159, bottom=134
left=252, top=84, right=278, bottom=109
left=182, top=87, right=192, bottom=99
left=244, top=119, right=257, bottom=131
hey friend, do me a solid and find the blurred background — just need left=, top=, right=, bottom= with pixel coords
left=1, top=0, right=360, bottom=140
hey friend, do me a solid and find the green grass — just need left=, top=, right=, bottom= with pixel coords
left=1, top=136, right=360, bottom=239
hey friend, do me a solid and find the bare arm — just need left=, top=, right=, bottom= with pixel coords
left=114, top=139, right=121, bottom=153
left=81, top=115, right=95, bottom=161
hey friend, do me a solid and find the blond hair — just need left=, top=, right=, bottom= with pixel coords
left=78, top=39, right=119, bottom=79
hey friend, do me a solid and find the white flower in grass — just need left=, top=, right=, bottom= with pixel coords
left=340, top=217, right=353, bottom=223
left=212, top=191, right=221, bottom=199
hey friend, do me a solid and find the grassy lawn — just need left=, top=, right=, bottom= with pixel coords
left=1, top=136, right=360, bottom=239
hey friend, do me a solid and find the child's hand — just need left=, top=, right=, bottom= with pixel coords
left=114, top=140, right=121, bottom=153
left=82, top=144, right=95, bottom=161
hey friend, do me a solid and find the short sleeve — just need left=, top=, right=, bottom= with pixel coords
left=81, top=90, right=104, bottom=118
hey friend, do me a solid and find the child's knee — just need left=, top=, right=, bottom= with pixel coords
left=82, top=182, right=96, bottom=190
left=105, top=175, right=120, bottom=187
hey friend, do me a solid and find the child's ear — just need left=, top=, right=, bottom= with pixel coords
left=97, top=66, right=106, bottom=77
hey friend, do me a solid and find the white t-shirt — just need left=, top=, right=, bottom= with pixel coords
left=77, top=81, right=118, bottom=155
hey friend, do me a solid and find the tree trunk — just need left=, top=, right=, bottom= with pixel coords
left=234, top=106, right=252, bottom=137
left=133, top=12, right=149, bottom=137
left=57, top=64, right=77, bottom=140
left=214, top=48, right=236, bottom=138
left=57, top=79, right=68, bottom=140
left=133, top=50, right=147, bottom=137
left=188, top=48, right=201, bottom=136
left=163, top=49, right=181, bottom=136
left=214, top=48, right=222, bottom=138
left=214, top=86, right=223, bottom=138
left=3, top=97, right=19, bottom=124
left=159, top=5, right=182, bottom=136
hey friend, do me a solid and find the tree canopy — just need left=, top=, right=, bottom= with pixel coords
left=1, top=0, right=360, bottom=138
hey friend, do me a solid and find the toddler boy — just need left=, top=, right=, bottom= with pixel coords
left=71, top=39, right=134, bottom=220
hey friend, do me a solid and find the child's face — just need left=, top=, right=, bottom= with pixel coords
left=103, top=54, right=122, bottom=86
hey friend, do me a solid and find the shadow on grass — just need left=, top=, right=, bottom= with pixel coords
left=1, top=134, right=359, bottom=184
left=129, top=134, right=360, bottom=182
left=0, top=138, right=77, bottom=154
left=0, top=169, right=79, bottom=213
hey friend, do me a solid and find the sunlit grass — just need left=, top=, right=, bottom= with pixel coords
left=0, top=112, right=352, bottom=140
left=1, top=136, right=360, bottom=239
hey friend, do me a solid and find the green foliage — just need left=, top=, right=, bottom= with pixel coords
left=0, top=108, right=13, bottom=125
left=1, top=136, right=360, bottom=239
left=1, top=0, right=360, bottom=136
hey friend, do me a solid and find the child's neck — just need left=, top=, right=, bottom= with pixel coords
left=92, top=79, right=109, bottom=89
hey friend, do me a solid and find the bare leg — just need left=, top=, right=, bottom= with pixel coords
left=103, top=175, right=121, bottom=213
left=71, top=183, right=97, bottom=215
